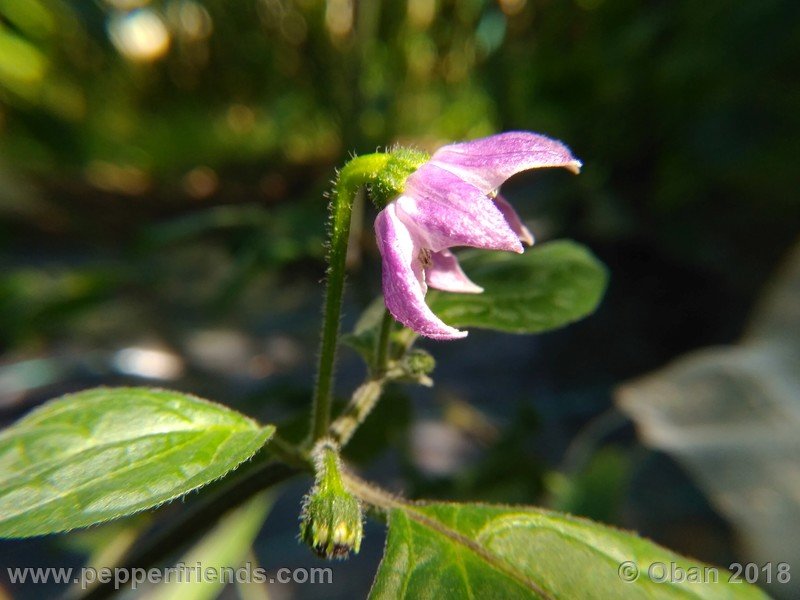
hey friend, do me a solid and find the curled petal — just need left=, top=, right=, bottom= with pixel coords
left=375, top=203, right=467, bottom=339
left=493, top=194, right=534, bottom=246
left=399, top=164, right=523, bottom=254
left=426, top=249, right=483, bottom=294
left=430, top=131, right=582, bottom=193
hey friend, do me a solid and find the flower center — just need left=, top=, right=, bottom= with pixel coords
left=418, top=248, right=432, bottom=269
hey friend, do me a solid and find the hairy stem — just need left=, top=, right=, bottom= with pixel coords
left=340, top=470, right=404, bottom=511
left=329, top=378, right=385, bottom=446
left=311, top=153, right=390, bottom=442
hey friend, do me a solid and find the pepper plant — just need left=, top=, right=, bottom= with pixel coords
left=0, top=133, right=764, bottom=599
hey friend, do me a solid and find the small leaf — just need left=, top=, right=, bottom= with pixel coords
left=0, top=387, right=275, bottom=538
left=341, top=297, right=388, bottom=365
left=371, top=502, right=765, bottom=599
left=428, top=240, right=608, bottom=334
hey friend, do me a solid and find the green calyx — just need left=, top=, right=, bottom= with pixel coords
left=299, top=440, right=363, bottom=559
left=368, top=147, right=430, bottom=208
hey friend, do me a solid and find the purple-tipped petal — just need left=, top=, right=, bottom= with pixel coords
left=426, top=249, right=484, bottom=294
left=430, top=131, right=582, bottom=193
left=398, top=164, right=523, bottom=254
left=493, top=194, right=534, bottom=246
left=375, top=203, right=467, bottom=340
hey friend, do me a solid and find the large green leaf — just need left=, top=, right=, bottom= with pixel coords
left=371, top=502, right=765, bottom=599
left=0, top=387, right=274, bottom=538
left=428, top=240, right=608, bottom=334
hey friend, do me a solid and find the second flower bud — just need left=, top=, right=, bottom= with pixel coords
left=299, top=439, right=363, bottom=560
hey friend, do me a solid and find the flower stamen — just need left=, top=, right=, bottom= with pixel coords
left=418, top=248, right=433, bottom=269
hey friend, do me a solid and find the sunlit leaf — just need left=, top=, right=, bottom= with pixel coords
left=0, top=387, right=274, bottom=538
left=371, top=502, right=765, bottom=599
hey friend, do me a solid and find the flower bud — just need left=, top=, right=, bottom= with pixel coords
left=403, top=349, right=436, bottom=376
left=299, top=439, right=363, bottom=559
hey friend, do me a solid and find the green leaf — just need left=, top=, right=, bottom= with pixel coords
left=428, top=240, right=608, bottom=334
left=0, top=387, right=275, bottom=538
left=371, top=502, right=765, bottom=599
left=341, top=297, right=387, bottom=365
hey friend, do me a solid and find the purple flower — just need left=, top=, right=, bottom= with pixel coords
left=374, top=131, right=581, bottom=339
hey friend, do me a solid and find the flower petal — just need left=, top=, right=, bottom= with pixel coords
left=430, top=131, right=582, bottom=193
left=375, top=203, right=467, bottom=339
left=398, top=164, right=523, bottom=254
left=493, top=193, right=534, bottom=246
left=426, top=249, right=484, bottom=294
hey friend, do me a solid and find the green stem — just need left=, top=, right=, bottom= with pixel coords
left=373, top=308, right=395, bottom=375
left=311, top=153, right=391, bottom=442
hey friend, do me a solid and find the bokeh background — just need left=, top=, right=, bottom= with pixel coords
left=1, top=0, right=798, bottom=598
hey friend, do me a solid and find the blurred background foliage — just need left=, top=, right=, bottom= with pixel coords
left=1, top=0, right=798, bottom=598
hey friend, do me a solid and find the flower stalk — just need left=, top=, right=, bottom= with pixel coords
left=373, top=308, right=395, bottom=375
left=310, top=153, right=391, bottom=442
left=328, top=379, right=384, bottom=446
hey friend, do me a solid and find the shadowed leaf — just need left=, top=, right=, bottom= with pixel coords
left=429, top=240, right=608, bottom=334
